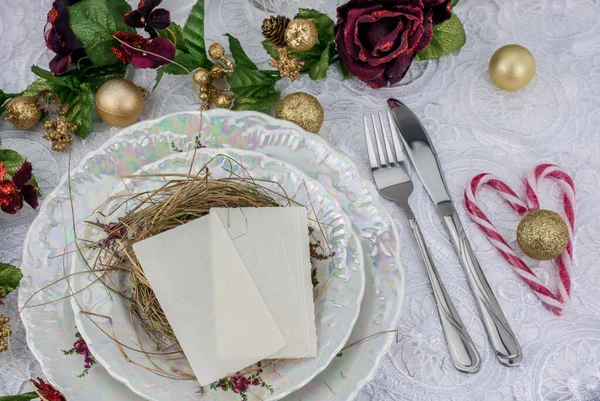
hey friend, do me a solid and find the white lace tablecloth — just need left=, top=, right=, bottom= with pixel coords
left=2, top=0, right=600, bottom=400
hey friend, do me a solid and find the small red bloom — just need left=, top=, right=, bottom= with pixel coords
left=0, top=162, right=39, bottom=214
left=31, top=377, right=66, bottom=401
left=124, top=0, right=171, bottom=38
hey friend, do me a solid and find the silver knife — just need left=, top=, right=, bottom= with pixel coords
left=388, top=98, right=522, bottom=366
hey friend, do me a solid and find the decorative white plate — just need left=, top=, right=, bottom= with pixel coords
left=70, top=148, right=365, bottom=401
left=19, top=110, right=404, bottom=401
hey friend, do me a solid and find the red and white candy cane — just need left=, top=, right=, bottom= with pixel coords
left=464, top=164, right=575, bottom=316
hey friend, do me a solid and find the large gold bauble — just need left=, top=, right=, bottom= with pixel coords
left=5, top=96, right=42, bottom=129
left=489, top=44, right=536, bottom=91
left=276, top=92, right=323, bottom=133
left=284, top=18, right=319, bottom=52
left=95, top=79, right=144, bottom=127
left=516, top=210, right=569, bottom=261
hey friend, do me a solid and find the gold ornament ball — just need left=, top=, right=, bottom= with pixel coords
left=96, top=79, right=144, bottom=127
left=489, top=44, right=536, bottom=91
left=5, top=96, right=42, bottom=129
left=284, top=18, right=319, bottom=52
left=516, top=209, right=569, bottom=261
left=208, top=43, right=225, bottom=59
left=276, top=92, right=324, bottom=134
left=193, top=68, right=213, bottom=85
left=213, top=93, right=232, bottom=109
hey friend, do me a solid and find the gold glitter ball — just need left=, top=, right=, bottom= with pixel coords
left=276, top=92, right=324, bottom=133
left=517, top=209, right=569, bottom=261
left=5, top=96, right=42, bottom=130
left=193, top=68, right=213, bottom=85
left=95, top=78, right=144, bottom=127
left=208, top=43, right=225, bottom=59
left=213, top=93, right=232, bottom=109
left=489, top=44, right=536, bottom=91
left=284, top=18, right=319, bottom=52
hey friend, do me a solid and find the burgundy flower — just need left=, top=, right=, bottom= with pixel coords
left=124, top=0, right=171, bottom=38
left=0, top=162, right=38, bottom=214
left=44, top=0, right=87, bottom=75
left=230, top=376, right=250, bottom=393
left=334, top=0, right=451, bottom=88
left=112, top=32, right=175, bottom=69
left=31, top=377, right=66, bottom=401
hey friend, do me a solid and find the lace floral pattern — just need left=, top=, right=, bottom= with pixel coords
left=2, top=0, right=600, bottom=400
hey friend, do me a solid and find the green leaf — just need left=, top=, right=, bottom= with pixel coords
left=416, top=14, right=466, bottom=60
left=183, top=0, right=210, bottom=66
left=308, top=43, right=331, bottom=80
left=229, top=66, right=275, bottom=98
left=0, top=263, right=23, bottom=298
left=451, top=0, right=459, bottom=8
left=68, top=0, right=134, bottom=66
left=227, top=34, right=259, bottom=70
left=232, top=91, right=280, bottom=112
left=65, top=83, right=94, bottom=139
left=339, top=62, right=352, bottom=80
left=0, top=392, right=40, bottom=401
left=154, top=67, right=166, bottom=91
left=162, top=50, right=200, bottom=75
left=295, top=8, right=335, bottom=43
left=77, top=63, right=127, bottom=91
left=22, top=79, right=54, bottom=97
left=261, top=40, right=279, bottom=59
left=157, top=22, right=187, bottom=52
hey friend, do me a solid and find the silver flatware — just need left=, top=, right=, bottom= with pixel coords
left=388, top=98, right=522, bottom=366
left=363, top=111, right=481, bottom=373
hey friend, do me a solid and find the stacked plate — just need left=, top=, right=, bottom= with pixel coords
left=18, top=110, right=405, bottom=401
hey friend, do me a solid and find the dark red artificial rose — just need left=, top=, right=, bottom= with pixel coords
left=335, top=0, right=451, bottom=88
left=44, top=0, right=87, bottom=75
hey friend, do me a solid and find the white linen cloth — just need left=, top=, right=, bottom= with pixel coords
left=1, top=0, right=599, bottom=400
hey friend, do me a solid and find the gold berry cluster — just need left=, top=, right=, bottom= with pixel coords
left=0, top=315, right=11, bottom=353
left=43, top=104, right=76, bottom=152
left=192, top=43, right=234, bottom=110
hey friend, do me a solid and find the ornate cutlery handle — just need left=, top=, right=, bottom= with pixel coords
left=408, top=217, right=481, bottom=373
left=441, top=209, right=522, bottom=366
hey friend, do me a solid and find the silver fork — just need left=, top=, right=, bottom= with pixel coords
left=364, top=112, right=481, bottom=373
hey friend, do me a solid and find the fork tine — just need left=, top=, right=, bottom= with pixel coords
left=363, top=115, right=379, bottom=170
left=371, top=114, right=389, bottom=167
left=379, top=112, right=396, bottom=165
left=387, top=110, right=405, bottom=163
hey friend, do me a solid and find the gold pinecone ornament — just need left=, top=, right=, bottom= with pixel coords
left=5, top=96, right=42, bottom=130
left=262, top=15, right=291, bottom=47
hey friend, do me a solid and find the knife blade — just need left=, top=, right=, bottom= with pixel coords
left=388, top=98, right=522, bottom=366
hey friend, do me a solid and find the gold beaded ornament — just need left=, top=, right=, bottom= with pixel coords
left=192, top=43, right=235, bottom=110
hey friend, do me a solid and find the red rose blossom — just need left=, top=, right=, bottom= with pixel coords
left=335, top=0, right=452, bottom=88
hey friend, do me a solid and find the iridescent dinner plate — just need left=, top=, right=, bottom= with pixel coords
left=70, top=148, right=365, bottom=401
left=19, top=110, right=404, bottom=401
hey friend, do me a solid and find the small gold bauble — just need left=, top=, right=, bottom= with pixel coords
left=5, top=96, right=42, bottom=130
left=276, top=92, right=324, bottom=133
left=208, top=43, right=225, bottom=59
left=516, top=210, right=569, bottom=261
left=95, top=79, right=144, bottom=127
left=489, top=44, right=536, bottom=91
left=284, top=18, right=319, bottom=52
left=213, top=93, right=232, bottom=109
left=193, top=68, right=213, bottom=85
